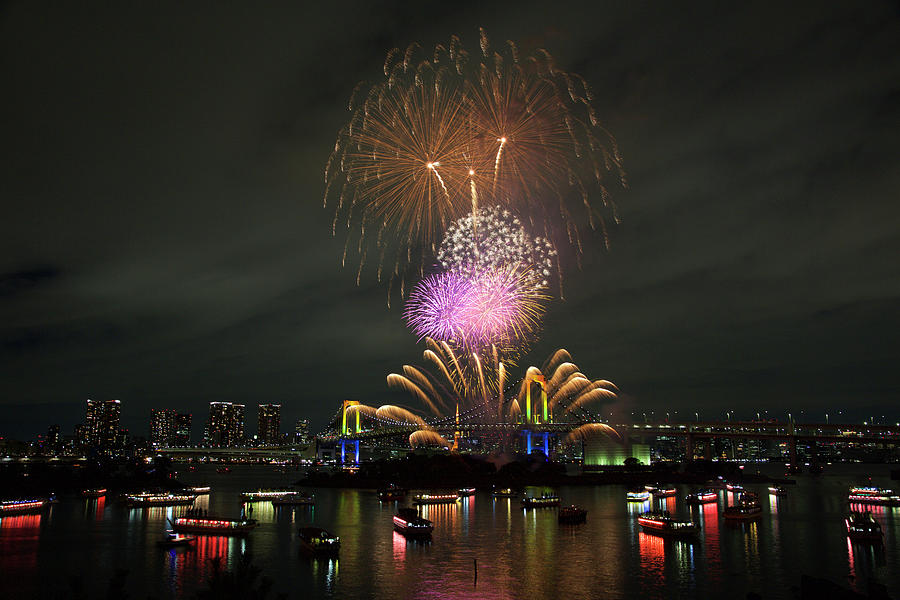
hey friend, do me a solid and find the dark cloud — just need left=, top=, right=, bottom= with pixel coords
left=1, top=1, right=898, bottom=439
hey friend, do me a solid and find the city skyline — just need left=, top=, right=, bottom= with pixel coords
left=2, top=2, right=899, bottom=439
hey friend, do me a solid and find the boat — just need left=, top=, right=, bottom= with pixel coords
left=491, top=487, right=519, bottom=498
left=725, top=483, right=744, bottom=492
left=521, top=495, right=560, bottom=508
left=298, top=527, right=340, bottom=555
left=768, top=485, right=787, bottom=497
left=170, top=516, right=258, bottom=536
left=125, top=492, right=196, bottom=507
left=157, top=532, right=195, bottom=547
left=81, top=488, right=107, bottom=498
left=626, top=490, right=651, bottom=502
left=392, top=508, right=433, bottom=537
left=848, top=487, right=900, bottom=506
left=685, top=490, right=718, bottom=504
left=724, top=492, right=762, bottom=520
left=377, top=485, right=408, bottom=502
left=412, top=492, right=459, bottom=505
left=188, top=486, right=211, bottom=495
left=216, top=466, right=231, bottom=474
left=0, top=498, right=52, bottom=516
left=638, top=512, right=699, bottom=538
left=845, top=511, right=883, bottom=542
left=809, top=464, right=824, bottom=475
left=558, top=505, right=587, bottom=524
left=457, top=488, right=476, bottom=497
left=785, top=464, right=803, bottom=474
left=271, top=492, right=315, bottom=506
left=650, top=486, right=677, bottom=498
left=240, top=490, right=296, bottom=501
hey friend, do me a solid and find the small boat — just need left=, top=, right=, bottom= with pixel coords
left=768, top=485, right=787, bottom=497
left=724, top=492, right=762, bottom=520
left=848, top=487, right=900, bottom=506
left=412, top=493, right=459, bottom=505
left=0, top=498, right=52, bottom=515
left=171, top=516, right=258, bottom=536
left=81, top=488, right=107, bottom=498
left=216, top=466, right=231, bottom=474
left=240, top=490, right=296, bottom=501
left=125, top=493, right=196, bottom=507
left=157, top=532, right=195, bottom=547
left=725, top=483, right=744, bottom=492
left=188, top=486, right=211, bottom=495
left=558, top=505, right=587, bottom=524
left=521, top=495, right=560, bottom=508
left=377, top=485, right=408, bottom=502
left=685, top=490, right=718, bottom=504
left=846, top=511, right=883, bottom=542
left=298, top=527, right=340, bottom=555
left=457, top=488, right=476, bottom=497
left=650, top=486, right=677, bottom=498
left=638, top=512, right=699, bottom=538
left=785, top=464, right=803, bottom=474
left=626, top=490, right=651, bottom=502
left=271, top=492, right=315, bottom=506
left=491, top=487, right=518, bottom=498
left=393, top=508, right=433, bottom=537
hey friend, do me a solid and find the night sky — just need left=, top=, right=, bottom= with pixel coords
left=2, top=1, right=898, bottom=440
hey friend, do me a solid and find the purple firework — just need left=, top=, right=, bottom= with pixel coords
left=403, top=271, right=472, bottom=343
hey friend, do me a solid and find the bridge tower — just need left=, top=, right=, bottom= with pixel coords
left=523, top=374, right=552, bottom=456
left=340, top=400, right=361, bottom=464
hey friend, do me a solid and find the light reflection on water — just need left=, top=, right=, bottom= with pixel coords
left=0, top=464, right=898, bottom=599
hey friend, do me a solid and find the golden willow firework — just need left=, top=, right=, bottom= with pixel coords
left=324, top=29, right=625, bottom=302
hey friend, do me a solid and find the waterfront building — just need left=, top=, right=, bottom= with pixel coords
left=174, top=413, right=192, bottom=446
left=295, top=418, right=310, bottom=444
left=149, top=409, right=176, bottom=447
left=83, top=399, right=122, bottom=453
left=47, top=424, right=61, bottom=453
left=205, top=402, right=245, bottom=447
left=258, top=404, right=281, bottom=445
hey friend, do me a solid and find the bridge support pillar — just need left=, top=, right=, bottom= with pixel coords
left=704, top=439, right=713, bottom=461
left=685, top=433, right=695, bottom=462
left=542, top=432, right=550, bottom=457
left=526, top=431, right=532, bottom=455
left=789, top=437, right=798, bottom=466
left=809, top=441, right=818, bottom=467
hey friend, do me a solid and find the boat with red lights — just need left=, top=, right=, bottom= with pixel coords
left=457, top=488, right=476, bottom=497
left=648, top=485, right=677, bottom=498
left=491, top=487, right=519, bottom=498
left=558, top=505, right=587, bottom=524
left=270, top=492, right=315, bottom=506
left=724, top=492, right=762, bottom=520
left=216, top=466, right=231, bottom=474
left=848, top=487, right=900, bottom=506
left=638, top=512, right=699, bottom=538
left=725, top=483, right=744, bottom=492
left=845, top=511, right=883, bottom=542
left=413, top=492, right=459, bottom=505
left=125, top=492, right=196, bottom=507
left=685, top=490, right=718, bottom=504
left=299, top=527, right=340, bottom=555
left=170, top=516, right=258, bottom=536
left=768, top=485, right=787, bottom=497
left=157, top=532, right=195, bottom=547
left=626, top=490, right=651, bottom=502
left=522, top=495, right=560, bottom=508
left=1, top=498, right=52, bottom=515
left=393, top=508, right=433, bottom=537
left=81, top=488, right=107, bottom=498
left=377, top=485, right=408, bottom=502
left=240, top=489, right=296, bottom=502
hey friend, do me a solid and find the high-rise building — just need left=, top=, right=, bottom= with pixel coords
left=205, top=402, right=245, bottom=447
left=174, top=413, right=192, bottom=446
left=47, top=424, right=61, bottom=453
left=257, top=404, right=281, bottom=445
left=150, top=409, right=176, bottom=447
left=295, top=419, right=310, bottom=444
left=84, top=399, right=122, bottom=452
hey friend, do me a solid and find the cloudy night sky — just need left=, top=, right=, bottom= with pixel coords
left=1, top=1, right=898, bottom=440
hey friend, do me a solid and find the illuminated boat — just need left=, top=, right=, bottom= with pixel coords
left=626, top=491, right=651, bottom=502
left=393, top=508, right=433, bottom=537
left=0, top=498, right=52, bottom=515
left=412, top=492, right=459, bottom=505
left=271, top=492, right=315, bottom=506
left=216, top=466, right=231, bottom=474
left=157, top=532, right=195, bottom=547
left=725, top=483, right=744, bottom=492
left=81, top=488, right=107, bottom=498
left=125, top=492, right=196, bottom=507
left=188, top=486, right=211, bottom=495
left=685, top=490, right=718, bottom=504
left=171, top=516, right=258, bottom=536
left=491, top=487, right=519, bottom=498
left=558, top=505, right=587, bottom=524
left=638, top=512, right=699, bottom=537
left=845, top=511, right=883, bottom=542
left=768, top=485, right=787, bottom=497
left=298, top=527, right=340, bottom=555
left=457, top=488, right=476, bottom=497
left=521, top=495, right=560, bottom=508
left=724, top=492, right=762, bottom=520
left=240, top=490, right=296, bottom=501
left=649, top=486, right=677, bottom=498
left=377, top=485, right=408, bottom=501
left=848, top=487, right=900, bottom=506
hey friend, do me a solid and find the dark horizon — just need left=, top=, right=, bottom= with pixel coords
left=2, top=1, right=899, bottom=440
